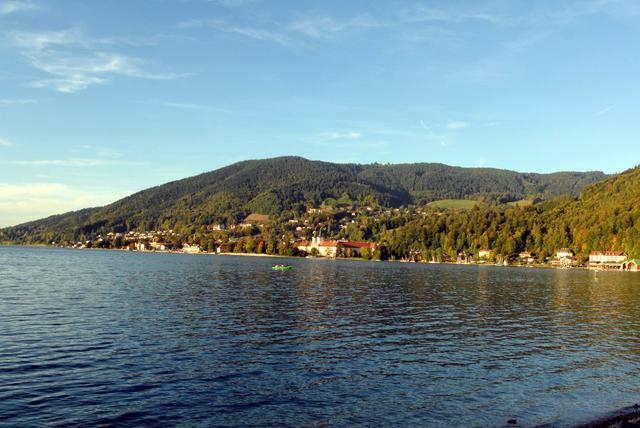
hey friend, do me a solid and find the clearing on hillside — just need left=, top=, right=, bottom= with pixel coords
left=427, top=199, right=478, bottom=209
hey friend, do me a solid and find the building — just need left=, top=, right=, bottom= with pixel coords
left=478, top=249, right=493, bottom=259
left=556, top=248, right=574, bottom=259
left=339, top=241, right=377, bottom=257
left=182, top=243, right=201, bottom=254
left=457, top=252, right=472, bottom=264
left=298, top=237, right=339, bottom=257
left=551, top=248, right=577, bottom=268
left=589, top=251, right=627, bottom=269
left=150, top=242, right=174, bottom=251
left=297, top=236, right=376, bottom=258
left=623, top=259, right=640, bottom=272
left=136, top=242, right=149, bottom=251
left=518, top=251, right=536, bottom=264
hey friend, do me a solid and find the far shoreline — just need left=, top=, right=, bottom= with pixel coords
left=2, top=243, right=634, bottom=272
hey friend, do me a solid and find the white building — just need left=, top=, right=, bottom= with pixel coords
left=589, top=251, right=627, bottom=264
left=556, top=248, right=574, bottom=259
left=478, top=249, right=493, bottom=259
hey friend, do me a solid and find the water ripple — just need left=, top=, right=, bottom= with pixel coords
left=2, top=247, right=640, bottom=427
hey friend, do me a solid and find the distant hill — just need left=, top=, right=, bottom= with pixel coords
left=0, top=156, right=607, bottom=243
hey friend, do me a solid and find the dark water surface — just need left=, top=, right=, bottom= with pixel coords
left=2, top=247, right=640, bottom=427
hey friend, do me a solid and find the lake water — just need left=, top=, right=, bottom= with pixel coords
left=2, top=246, right=640, bottom=427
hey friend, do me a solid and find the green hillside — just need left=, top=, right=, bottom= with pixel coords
left=0, top=156, right=607, bottom=244
left=382, top=165, right=640, bottom=261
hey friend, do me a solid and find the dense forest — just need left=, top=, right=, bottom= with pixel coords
left=0, top=156, right=607, bottom=244
left=381, top=165, right=640, bottom=261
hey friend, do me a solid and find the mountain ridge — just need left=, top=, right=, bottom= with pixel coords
left=1, top=156, right=609, bottom=243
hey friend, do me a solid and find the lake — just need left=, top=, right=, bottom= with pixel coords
left=1, top=246, right=640, bottom=427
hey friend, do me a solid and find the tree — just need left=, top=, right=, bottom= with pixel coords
left=360, top=247, right=371, bottom=260
left=246, top=238, right=257, bottom=253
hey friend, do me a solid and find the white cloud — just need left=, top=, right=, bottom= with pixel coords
left=0, top=98, right=37, bottom=107
left=200, top=0, right=258, bottom=6
left=446, top=121, right=470, bottom=130
left=290, top=16, right=345, bottom=39
left=287, top=6, right=510, bottom=41
left=419, top=120, right=431, bottom=131
left=594, top=104, right=616, bottom=117
left=0, top=137, right=13, bottom=146
left=321, top=131, right=362, bottom=140
left=161, top=101, right=208, bottom=110
left=402, top=5, right=514, bottom=26
left=7, top=29, right=83, bottom=50
left=7, top=29, right=188, bottom=93
left=289, top=13, right=383, bottom=39
left=179, top=19, right=290, bottom=45
left=0, top=182, right=131, bottom=227
left=13, top=158, right=124, bottom=167
left=0, top=0, right=36, bottom=15
left=25, top=51, right=188, bottom=93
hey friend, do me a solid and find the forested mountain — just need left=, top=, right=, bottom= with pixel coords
left=382, top=165, right=640, bottom=260
left=1, top=156, right=607, bottom=243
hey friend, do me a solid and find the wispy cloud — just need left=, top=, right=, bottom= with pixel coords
left=161, top=101, right=208, bottom=110
left=287, top=4, right=514, bottom=41
left=0, top=0, right=36, bottom=15
left=7, top=29, right=189, bottom=93
left=12, top=158, right=135, bottom=167
left=178, top=19, right=289, bottom=45
left=593, top=104, right=616, bottom=117
left=74, top=145, right=123, bottom=159
left=321, top=131, right=362, bottom=140
left=289, top=16, right=346, bottom=39
left=197, top=0, right=259, bottom=7
left=7, top=29, right=83, bottom=50
left=289, top=13, right=387, bottom=40
left=446, top=121, right=470, bottom=130
left=401, top=5, right=514, bottom=26
left=0, top=98, right=37, bottom=107
left=0, top=137, right=13, bottom=147
left=25, top=51, right=188, bottom=93
left=448, top=62, right=511, bottom=83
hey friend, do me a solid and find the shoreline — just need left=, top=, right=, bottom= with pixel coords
left=1, top=244, right=636, bottom=271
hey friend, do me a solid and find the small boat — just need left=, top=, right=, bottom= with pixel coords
left=272, top=265, right=292, bottom=271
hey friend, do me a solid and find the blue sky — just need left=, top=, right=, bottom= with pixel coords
left=1, top=0, right=639, bottom=226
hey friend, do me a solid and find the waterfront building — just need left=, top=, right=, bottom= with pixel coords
left=551, top=248, right=577, bottom=267
left=182, top=243, right=201, bottom=254
left=297, top=236, right=376, bottom=257
left=588, top=251, right=627, bottom=269
left=518, top=251, right=536, bottom=264
left=556, top=248, right=574, bottom=259
left=623, top=259, right=640, bottom=271
left=478, top=249, right=493, bottom=259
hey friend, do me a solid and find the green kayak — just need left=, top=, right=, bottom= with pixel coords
left=272, top=265, right=292, bottom=271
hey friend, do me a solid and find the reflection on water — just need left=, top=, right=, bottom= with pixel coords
left=1, top=247, right=640, bottom=427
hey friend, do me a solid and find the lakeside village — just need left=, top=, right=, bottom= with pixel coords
left=60, top=203, right=640, bottom=271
